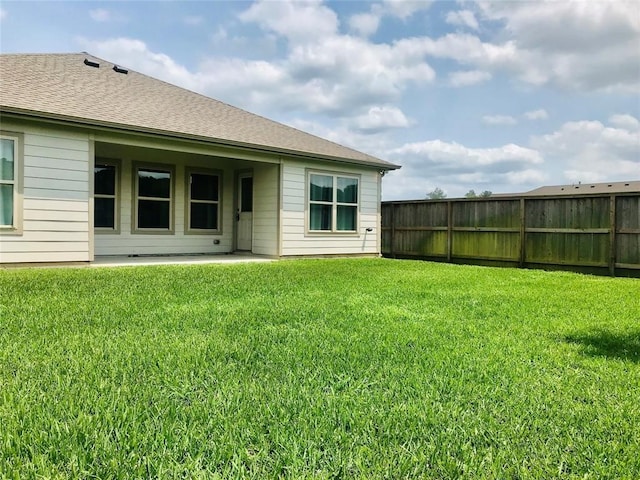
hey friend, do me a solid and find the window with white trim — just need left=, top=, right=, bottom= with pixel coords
left=0, top=135, right=18, bottom=229
left=94, top=160, right=119, bottom=231
left=134, top=165, right=173, bottom=232
left=309, top=172, right=359, bottom=232
left=186, top=169, right=220, bottom=232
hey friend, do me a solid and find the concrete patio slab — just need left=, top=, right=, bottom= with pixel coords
left=91, top=253, right=276, bottom=267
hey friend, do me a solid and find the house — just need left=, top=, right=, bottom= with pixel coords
left=0, top=53, right=399, bottom=264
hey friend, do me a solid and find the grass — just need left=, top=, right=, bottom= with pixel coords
left=0, top=258, right=639, bottom=479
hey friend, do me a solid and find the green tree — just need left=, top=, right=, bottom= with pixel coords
left=465, top=189, right=492, bottom=198
left=427, top=187, right=447, bottom=199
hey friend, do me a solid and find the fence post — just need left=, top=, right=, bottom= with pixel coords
left=609, top=195, right=616, bottom=276
left=390, top=203, right=396, bottom=258
left=447, top=201, right=453, bottom=262
left=519, top=197, right=526, bottom=268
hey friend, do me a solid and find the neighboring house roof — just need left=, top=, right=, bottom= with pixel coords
left=0, top=52, right=399, bottom=170
left=521, top=181, right=640, bottom=196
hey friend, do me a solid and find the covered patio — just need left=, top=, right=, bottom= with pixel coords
left=91, top=253, right=276, bottom=267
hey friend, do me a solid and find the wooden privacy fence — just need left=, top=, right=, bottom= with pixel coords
left=381, top=193, right=640, bottom=276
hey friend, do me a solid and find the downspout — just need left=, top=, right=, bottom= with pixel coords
left=277, top=156, right=284, bottom=257
left=88, top=134, right=95, bottom=262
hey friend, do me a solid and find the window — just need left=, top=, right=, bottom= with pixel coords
left=94, top=160, right=119, bottom=231
left=309, top=172, right=359, bottom=232
left=134, top=164, right=174, bottom=232
left=0, top=133, right=22, bottom=232
left=186, top=169, right=221, bottom=233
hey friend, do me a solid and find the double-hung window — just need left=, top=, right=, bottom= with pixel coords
left=0, top=133, right=22, bottom=232
left=309, top=172, right=359, bottom=232
left=186, top=169, right=221, bottom=233
left=94, top=160, right=119, bottom=231
left=134, top=164, right=174, bottom=232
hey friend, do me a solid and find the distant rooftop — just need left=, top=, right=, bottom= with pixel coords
left=489, top=181, right=640, bottom=198
left=522, top=181, right=640, bottom=196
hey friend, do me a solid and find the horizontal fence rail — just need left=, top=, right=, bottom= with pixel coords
left=381, top=193, right=640, bottom=277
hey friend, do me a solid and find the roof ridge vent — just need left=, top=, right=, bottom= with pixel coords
left=113, top=65, right=129, bottom=75
left=84, top=58, right=100, bottom=68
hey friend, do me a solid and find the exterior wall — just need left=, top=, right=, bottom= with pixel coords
left=94, top=143, right=237, bottom=256
left=280, top=159, right=381, bottom=256
left=0, top=119, right=385, bottom=263
left=0, top=122, right=91, bottom=263
left=252, top=163, right=280, bottom=256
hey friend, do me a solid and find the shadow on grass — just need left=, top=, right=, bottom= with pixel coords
left=564, top=330, right=640, bottom=362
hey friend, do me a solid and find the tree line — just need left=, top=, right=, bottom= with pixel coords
left=426, top=188, right=492, bottom=199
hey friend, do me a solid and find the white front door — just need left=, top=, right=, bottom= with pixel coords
left=237, top=174, right=253, bottom=251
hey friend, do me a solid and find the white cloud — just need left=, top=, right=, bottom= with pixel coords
left=349, top=12, right=381, bottom=37
left=446, top=9, right=479, bottom=31
left=482, top=115, right=517, bottom=126
left=285, top=117, right=395, bottom=158
left=79, top=38, right=203, bottom=92
left=385, top=113, right=639, bottom=200
left=395, top=33, right=518, bottom=70
left=391, top=140, right=543, bottom=167
left=524, top=109, right=548, bottom=121
left=347, top=2, right=639, bottom=93
left=478, top=1, right=639, bottom=53
left=609, top=114, right=640, bottom=131
left=0, top=8, right=6, bottom=21
left=184, top=15, right=204, bottom=26
left=532, top=115, right=640, bottom=182
left=349, top=0, right=432, bottom=37
left=196, top=56, right=288, bottom=112
left=350, top=106, right=411, bottom=133
left=225, top=1, right=434, bottom=116
left=476, top=1, right=640, bottom=92
left=89, top=9, right=111, bottom=22
left=449, top=70, right=491, bottom=87
left=384, top=140, right=545, bottom=199
left=286, top=36, right=435, bottom=110
left=239, top=0, right=338, bottom=44
left=382, top=0, right=432, bottom=20
left=79, top=32, right=434, bottom=123
left=504, top=169, right=549, bottom=185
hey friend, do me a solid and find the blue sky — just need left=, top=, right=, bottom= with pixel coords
left=1, top=0, right=638, bottom=199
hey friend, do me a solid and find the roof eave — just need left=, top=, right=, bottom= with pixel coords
left=0, top=107, right=401, bottom=171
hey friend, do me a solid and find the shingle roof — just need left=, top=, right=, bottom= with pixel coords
left=523, top=181, right=640, bottom=196
left=0, top=52, right=398, bottom=169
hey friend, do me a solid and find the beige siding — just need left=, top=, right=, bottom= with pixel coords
left=94, top=149, right=236, bottom=257
left=280, top=160, right=381, bottom=256
left=0, top=123, right=90, bottom=263
left=0, top=121, right=383, bottom=263
left=252, top=163, right=279, bottom=256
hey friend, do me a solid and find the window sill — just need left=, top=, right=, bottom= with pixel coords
left=305, top=230, right=361, bottom=237
left=184, top=229, right=223, bottom=236
left=132, top=229, right=175, bottom=235
left=0, top=226, right=23, bottom=236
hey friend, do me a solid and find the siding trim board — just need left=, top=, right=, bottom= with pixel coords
left=183, top=167, right=224, bottom=236
left=305, top=168, right=362, bottom=236
left=131, top=162, right=177, bottom=235
left=94, top=157, right=122, bottom=235
left=0, top=130, right=24, bottom=235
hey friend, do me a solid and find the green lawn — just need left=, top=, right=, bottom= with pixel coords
left=1, top=258, right=638, bottom=479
